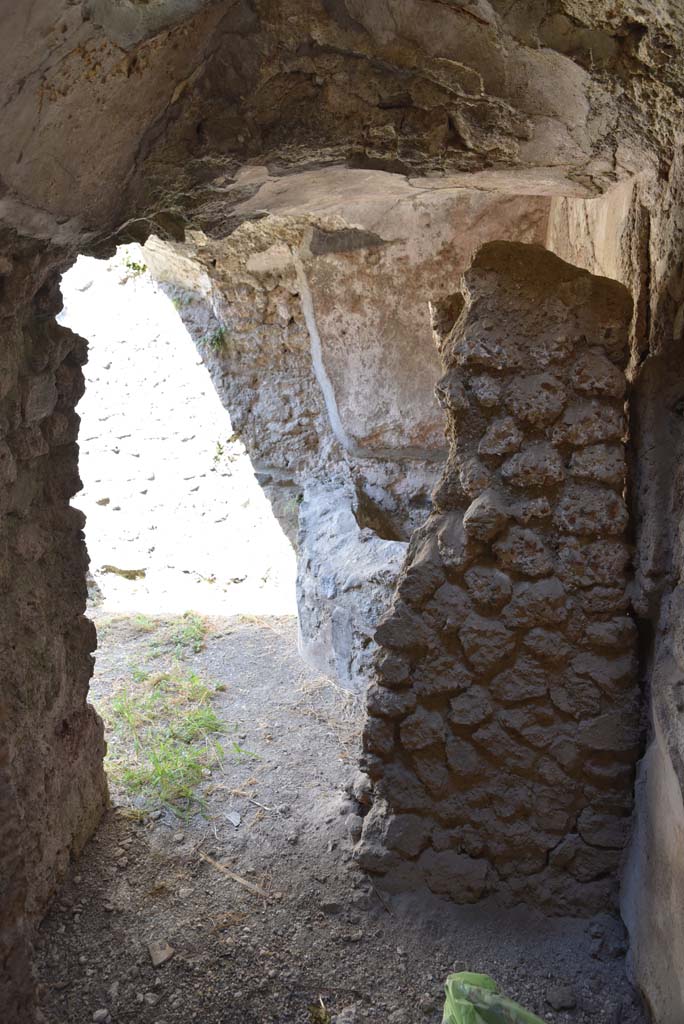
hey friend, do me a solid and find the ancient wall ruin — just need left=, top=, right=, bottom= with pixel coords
left=3, top=1, right=684, bottom=1020
left=0, top=239, right=108, bottom=1019
left=357, top=241, right=639, bottom=914
left=143, top=183, right=550, bottom=687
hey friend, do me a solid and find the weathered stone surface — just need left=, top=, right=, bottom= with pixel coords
left=384, top=814, right=431, bottom=859
left=552, top=401, right=625, bottom=447
left=569, top=444, right=625, bottom=486
left=463, top=566, right=512, bottom=612
left=505, top=373, right=566, bottom=426
left=493, top=527, right=554, bottom=577
left=502, top=578, right=568, bottom=628
left=375, top=602, right=433, bottom=652
left=501, top=443, right=565, bottom=489
left=449, top=687, right=493, bottom=729
left=554, top=484, right=628, bottom=535
left=557, top=537, right=630, bottom=587
left=469, top=374, right=501, bottom=409
left=522, top=628, right=571, bottom=664
left=462, top=489, right=509, bottom=541
left=478, top=417, right=523, bottom=457
left=366, top=685, right=417, bottom=720
left=364, top=242, right=636, bottom=915
left=458, top=614, right=516, bottom=672
left=577, top=807, right=631, bottom=849
left=417, top=849, right=488, bottom=903
left=490, top=658, right=549, bottom=704
left=375, top=651, right=411, bottom=689
left=578, top=711, right=640, bottom=755
left=571, top=350, right=626, bottom=398
left=400, top=707, right=445, bottom=751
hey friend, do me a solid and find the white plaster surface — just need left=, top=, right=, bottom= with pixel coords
left=59, top=246, right=297, bottom=615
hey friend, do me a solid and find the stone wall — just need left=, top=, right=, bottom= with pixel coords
left=0, top=240, right=108, bottom=1019
left=144, top=183, right=549, bottom=687
left=356, top=240, right=639, bottom=914
left=545, top=160, right=684, bottom=1019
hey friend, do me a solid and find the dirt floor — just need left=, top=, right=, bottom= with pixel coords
left=35, top=614, right=646, bottom=1024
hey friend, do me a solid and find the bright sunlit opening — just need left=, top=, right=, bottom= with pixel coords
left=59, top=245, right=297, bottom=616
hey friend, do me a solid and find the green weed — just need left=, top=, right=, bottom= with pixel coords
left=101, top=662, right=226, bottom=817
left=205, top=326, right=227, bottom=352
left=168, top=613, right=207, bottom=655
left=148, top=612, right=208, bottom=659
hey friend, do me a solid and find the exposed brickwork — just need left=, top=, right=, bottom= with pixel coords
left=356, top=242, right=639, bottom=914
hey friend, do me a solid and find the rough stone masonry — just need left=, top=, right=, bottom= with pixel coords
left=356, top=241, right=639, bottom=915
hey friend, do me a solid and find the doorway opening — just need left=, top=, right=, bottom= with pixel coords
left=58, top=245, right=360, bottom=829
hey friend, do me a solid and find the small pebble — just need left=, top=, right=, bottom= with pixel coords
left=546, top=985, right=577, bottom=1011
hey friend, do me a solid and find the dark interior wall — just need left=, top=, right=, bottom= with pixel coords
left=0, top=239, right=108, bottom=1021
left=548, top=157, right=684, bottom=1019
left=621, top=155, right=684, bottom=1024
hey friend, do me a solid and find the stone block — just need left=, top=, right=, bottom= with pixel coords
left=366, top=686, right=417, bottom=719
left=584, top=616, right=636, bottom=649
left=9, top=425, right=49, bottom=461
left=413, top=754, right=451, bottom=796
left=435, top=371, right=469, bottom=415
left=471, top=720, right=538, bottom=773
left=469, top=373, right=501, bottom=408
left=512, top=496, right=552, bottom=524
left=418, top=848, right=488, bottom=902
left=557, top=537, right=630, bottom=587
left=400, top=707, right=445, bottom=751
left=505, top=372, right=566, bottom=426
left=379, top=764, right=432, bottom=813
left=522, top=627, right=570, bottom=664
left=493, top=526, right=554, bottom=577
left=462, top=489, right=509, bottom=541
left=549, top=678, right=602, bottom=719
left=578, top=711, right=640, bottom=756
left=572, top=652, right=635, bottom=694
left=552, top=400, right=625, bottom=447
left=22, top=372, right=58, bottom=423
left=554, top=484, right=627, bottom=536
left=449, top=686, right=493, bottom=729
left=375, top=651, right=411, bottom=688
left=457, top=455, right=493, bottom=498
left=569, top=444, right=624, bottom=486
left=549, top=834, right=621, bottom=882
left=478, top=416, right=523, bottom=457
left=490, top=657, right=549, bottom=703
left=458, top=613, right=516, bottom=672
left=374, top=601, right=432, bottom=652
left=445, top=735, right=483, bottom=777
left=435, top=512, right=481, bottom=572
left=501, top=442, right=565, bottom=488
left=571, top=350, right=625, bottom=397
left=0, top=440, right=17, bottom=486
left=425, top=580, right=471, bottom=633
left=384, top=814, right=431, bottom=858
left=363, top=715, right=395, bottom=758
left=463, top=566, right=511, bottom=611
left=413, top=659, right=473, bottom=698
left=577, top=807, right=631, bottom=848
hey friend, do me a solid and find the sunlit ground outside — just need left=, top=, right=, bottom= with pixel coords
left=59, top=245, right=301, bottom=815
left=59, top=245, right=297, bottom=617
